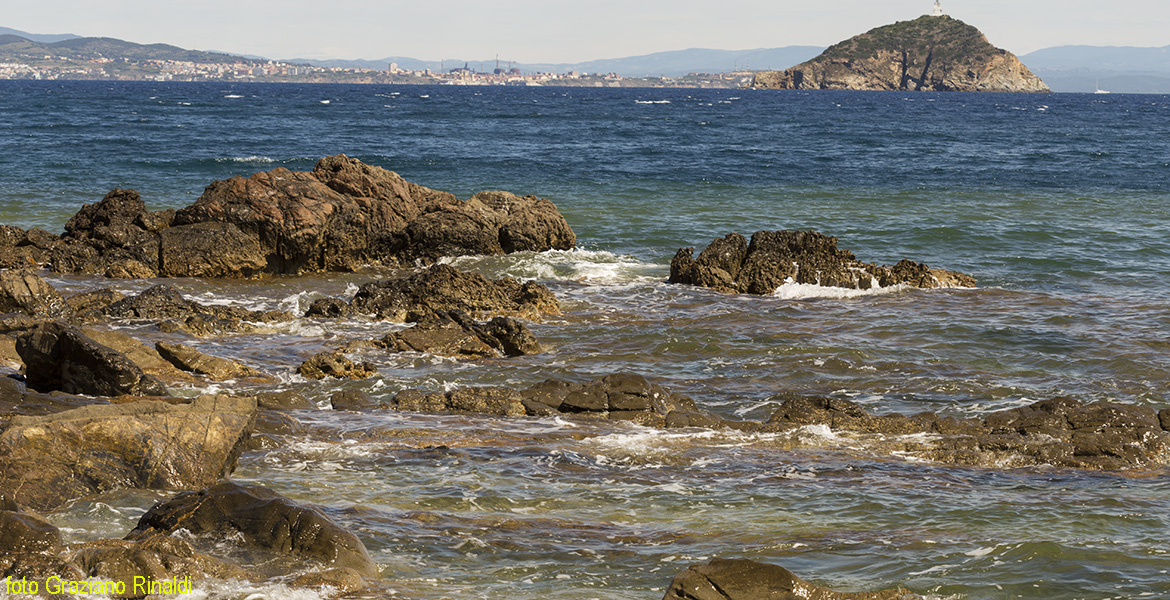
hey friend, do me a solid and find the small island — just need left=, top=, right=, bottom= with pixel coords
left=752, top=4, right=1049, bottom=93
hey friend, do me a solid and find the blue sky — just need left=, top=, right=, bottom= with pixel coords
left=8, top=0, right=1169, bottom=62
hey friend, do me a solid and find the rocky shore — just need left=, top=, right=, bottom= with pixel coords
left=1, top=161, right=1164, bottom=598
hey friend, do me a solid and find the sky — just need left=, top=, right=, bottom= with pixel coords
left=7, top=0, right=1170, bottom=63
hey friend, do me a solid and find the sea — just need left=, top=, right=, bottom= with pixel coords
left=1, top=80, right=1169, bottom=599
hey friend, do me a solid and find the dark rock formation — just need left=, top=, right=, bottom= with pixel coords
left=669, top=231, right=974, bottom=295
left=297, top=351, right=378, bottom=380
left=378, top=310, right=542, bottom=359
left=15, top=322, right=170, bottom=397
left=0, top=395, right=257, bottom=511
left=350, top=263, right=560, bottom=322
left=39, top=156, right=575, bottom=278
left=127, top=481, right=377, bottom=577
left=752, top=15, right=1049, bottom=93
left=663, top=557, right=909, bottom=600
left=70, top=535, right=251, bottom=594
left=764, top=395, right=1170, bottom=470
left=0, top=269, right=70, bottom=319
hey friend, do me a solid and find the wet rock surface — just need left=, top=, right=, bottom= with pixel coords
left=669, top=230, right=975, bottom=295
left=126, top=481, right=378, bottom=577
left=297, top=351, right=378, bottom=380
left=663, top=557, right=911, bottom=600
left=0, top=395, right=257, bottom=511
left=350, top=263, right=560, bottom=322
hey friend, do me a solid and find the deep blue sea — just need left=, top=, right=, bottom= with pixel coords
left=2, top=80, right=1170, bottom=599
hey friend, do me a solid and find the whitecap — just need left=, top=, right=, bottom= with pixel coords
left=635, top=100, right=671, bottom=104
left=772, top=278, right=910, bottom=300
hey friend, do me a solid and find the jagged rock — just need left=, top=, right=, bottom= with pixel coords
left=662, top=557, right=909, bottom=600
left=752, top=15, right=1049, bottom=93
left=304, top=297, right=355, bottom=318
left=350, top=263, right=559, bottom=322
left=0, top=225, right=58, bottom=268
left=298, top=352, right=378, bottom=380
left=0, top=269, right=70, bottom=319
left=126, top=481, right=377, bottom=577
left=155, top=341, right=258, bottom=380
left=378, top=310, right=542, bottom=358
left=15, top=322, right=170, bottom=397
left=0, top=395, right=257, bottom=511
left=669, top=231, right=974, bottom=295
left=168, top=154, right=575, bottom=275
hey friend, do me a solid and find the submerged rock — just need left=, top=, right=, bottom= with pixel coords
left=765, top=395, right=1170, bottom=470
left=127, top=481, right=377, bottom=577
left=0, top=394, right=256, bottom=511
left=297, top=351, right=378, bottom=380
left=663, top=557, right=910, bottom=600
left=669, top=230, right=974, bottom=295
left=350, top=263, right=560, bottom=322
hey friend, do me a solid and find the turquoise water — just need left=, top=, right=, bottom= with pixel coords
left=2, top=81, right=1170, bottom=599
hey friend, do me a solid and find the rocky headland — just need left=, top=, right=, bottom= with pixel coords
left=752, top=15, right=1049, bottom=93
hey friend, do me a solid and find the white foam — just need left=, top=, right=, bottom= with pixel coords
left=440, top=248, right=659, bottom=284
left=636, top=100, right=671, bottom=104
left=772, top=278, right=911, bottom=300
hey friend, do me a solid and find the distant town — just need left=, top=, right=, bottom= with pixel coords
left=0, top=55, right=755, bottom=88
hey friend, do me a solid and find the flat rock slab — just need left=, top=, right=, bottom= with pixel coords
left=0, top=395, right=257, bottom=511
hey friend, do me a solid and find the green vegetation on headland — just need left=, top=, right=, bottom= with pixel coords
left=753, top=15, right=1050, bottom=92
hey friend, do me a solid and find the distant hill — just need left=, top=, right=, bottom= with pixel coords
left=1021, top=45, right=1170, bottom=93
left=0, top=26, right=79, bottom=44
left=0, top=33, right=248, bottom=64
left=753, top=15, right=1049, bottom=92
left=289, top=47, right=824, bottom=78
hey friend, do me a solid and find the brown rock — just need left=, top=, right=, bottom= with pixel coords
left=0, top=269, right=70, bottom=319
left=663, top=557, right=909, bottom=600
left=670, top=230, right=974, bottom=295
left=15, top=322, right=170, bottom=397
left=155, top=341, right=258, bottom=380
left=127, top=481, right=377, bottom=577
left=351, top=263, right=559, bottom=322
left=298, top=352, right=378, bottom=379
left=0, top=395, right=257, bottom=511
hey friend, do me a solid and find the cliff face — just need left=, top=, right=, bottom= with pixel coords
left=753, top=15, right=1049, bottom=93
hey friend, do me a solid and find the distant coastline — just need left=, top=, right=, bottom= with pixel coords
left=3, top=25, right=1169, bottom=92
